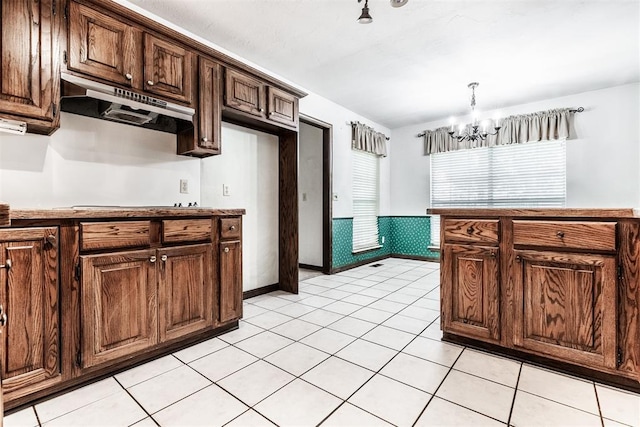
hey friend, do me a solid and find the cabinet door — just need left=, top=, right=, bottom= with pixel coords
left=81, top=250, right=157, bottom=369
left=144, top=34, right=194, bottom=104
left=219, top=241, right=242, bottom=323
left=267, top=87, right=298, bottom=128
left=513, top=250, right=617, bottom=369
left=198, top=58, right=221, bottom=152
left=0, top=0, right=53, bottom=120
left=442, top=244, right=500, bottom=342
left=159, top=244, right=214, bottom=341
left=224, top=69, right=266, bottom=118
left=0, top=228, right=60, bottom=396
left=68, top=1, right=141, bottom=87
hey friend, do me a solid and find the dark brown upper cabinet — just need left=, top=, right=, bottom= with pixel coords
left=68, top=1, right=142, bottom=88
left=0, top=0, right=57, bottom=133
left=143, top=33, right=194, bottom=105
left=268, top=87, right=298, bottom=128
left=224, top=68, right=266, bottom=118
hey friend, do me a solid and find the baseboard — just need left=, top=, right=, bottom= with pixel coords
left=243, top=283, right=279, bottom=299
left=330, top=254, right=390, bottom=274
left=390, top=253, right=441, bottom=262
left=299, top=263, right=323, bottom=271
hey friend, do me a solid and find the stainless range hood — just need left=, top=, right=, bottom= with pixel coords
left=60, top=73, right=195, bottom=134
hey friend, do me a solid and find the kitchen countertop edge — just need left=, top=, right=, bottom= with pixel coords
left=10, top=207, right=246, bottom=220
left=427, top=208, right=640, bottom=218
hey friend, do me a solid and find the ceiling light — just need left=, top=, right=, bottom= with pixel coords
left=448, top=82, right=501, bottom=143
left=357, top=0, right=373, bottom=24
left=357, top=0, right=408, bottom=24
left=390, top=0, right=409, bottom=7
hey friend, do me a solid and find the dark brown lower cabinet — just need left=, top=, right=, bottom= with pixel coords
left=81, top=249, right=158, bottom=369
left=219, top=240, right=242, bottom=323
left=442, top=244, right=500, bottom=342
left=0, top=228, right=60, bottom=400
left=159, top=244, right=214, bottom=341
left=513, top=250, right=617, bottom=369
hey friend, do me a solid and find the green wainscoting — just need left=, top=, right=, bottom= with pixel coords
left=332, top=216, right=439, bottom=270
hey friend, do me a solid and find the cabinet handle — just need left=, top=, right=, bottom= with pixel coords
left=556, top=231, right=565, bottom=238
left=161, top=255, right=168, bottom=262
left=125, top=73, right=133, bottom=80
left=150, top=255, right=157, bottom=263
left=46, top=234, right=57, bottom=247
left=0, top=259, right=11, bottom=269
left=462, top=319, right=469, bottom=324
left=229, top=225, right=236, bottom=231
left=0, top=305, right=7, bottom=327
left=490, top=251, right=496, bottom=258
left=466, top=226, right=474, bottom=234
left=224, top=247, right=230, bottom=253
left=147, top=80, right=155, bottom=86
left=515, top=255, right=522, bottom=263
left=201, top=137, right=209, bottom=143
left=259, top=108, right=264, bottom=113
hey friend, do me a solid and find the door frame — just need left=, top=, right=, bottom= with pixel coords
left=299, top=114, right=333, bottom=275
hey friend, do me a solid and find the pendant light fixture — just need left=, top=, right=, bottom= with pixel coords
left=357, top=0, right=408, bottom=24
left=448, top=82, right=501, bottom=143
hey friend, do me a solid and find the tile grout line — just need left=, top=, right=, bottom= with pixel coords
left=593, top=382, right=605, bottom=427
left=506, top=362, right=523, bottom=426
left=112, top=376, right=160, bottom=426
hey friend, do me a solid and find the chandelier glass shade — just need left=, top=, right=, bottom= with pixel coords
left=448, top=82, right=501, bottom=143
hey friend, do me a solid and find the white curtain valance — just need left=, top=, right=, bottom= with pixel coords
left=423, top=108, right=575, bottom=155
left=352, top=121, right=388, bottom=157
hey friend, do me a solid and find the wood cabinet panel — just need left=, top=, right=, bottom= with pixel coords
left=224, top=69, right=265, bottom=118
left=144, top=34, right=194, bottom=104
left=68, top=1, right=141, bottom=87
left=0, top=0, right=53, bottom=121
left=444, top=219, right=499, bottom=245
left=159, top=244, right=213, bottom=341
left=219, top=240, right=242, bottom=323
left=618, top=221, right=640, bottom=377
left=0, top=228, right=60, bottom=396
left=80, top=221, right=151, bottom=251
left=197, top=58, right=221, bottom=152
left=81, top=250, right=158, bottom=369
left=513, top=250, right=617, bottom=369
left=220, top=217, right=241, bottom=240
left=442, top=244, right=500, bottom=342
left=513, top=220, right=616, bottom=251
left=268, top=87, right=298, bottom=127
left=162, top=219, right=212, bottom=244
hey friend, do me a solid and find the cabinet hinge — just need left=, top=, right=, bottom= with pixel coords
left=75, top=350, right=82, bottom=368
left=52, top=0, right=56, bottom=16
left=63, top=50, right=67, bottom=64
left=64, top=3, right=69, bottom=20
left=52, top=102, right=57, bottom=118
left=74, top=263, right=81, bottom=282
left=617, top=347, right=623, bottom=367
left=617, top=265, right=623, bottom=281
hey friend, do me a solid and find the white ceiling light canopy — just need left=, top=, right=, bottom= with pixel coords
left=357, top=0, right=408, bottom=24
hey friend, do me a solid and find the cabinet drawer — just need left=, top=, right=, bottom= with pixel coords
left=443, top=219, right=499, bottom=245
left=513, top=220, right=616, bottom=251
left=162, top=219, right=212, bottom=243
left=220, top=217, right=241, bottom=240
left=80, top=221, right=151, bottom=251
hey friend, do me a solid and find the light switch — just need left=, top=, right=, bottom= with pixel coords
left=223, top=184, right=230, bottom=196
left=180, top=179, right=189, bottom=194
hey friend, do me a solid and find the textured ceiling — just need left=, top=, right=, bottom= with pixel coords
left=126, top=0, right=640, bottom=128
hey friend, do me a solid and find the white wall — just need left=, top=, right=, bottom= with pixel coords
left=300, top=92, right=392, bottom=218
left=299, top=122, right=324, bottom=267
left=0, top=112, right=200, bottom=207
left=201, top=123, right=279, bottom=292
left=390, top=83, right=640, bottom=215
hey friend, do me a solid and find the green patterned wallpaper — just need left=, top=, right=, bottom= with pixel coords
left=332, top=216, right=439, bottom=269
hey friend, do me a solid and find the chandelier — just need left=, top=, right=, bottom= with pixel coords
left=357, top=0, right=408, bottom=24
left=448, top=82, right=501, bottom=143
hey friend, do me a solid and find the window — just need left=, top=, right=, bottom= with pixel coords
left=352, top=150, right=380, bottom=252
left=430, top=140, right=567, bottom=245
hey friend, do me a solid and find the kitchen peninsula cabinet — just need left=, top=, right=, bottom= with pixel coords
left=0, top=0, right=59, bottom=134
left=3, top=207, right=244, bottom=410
left=0, top=228, right=61, bottom=401
left=431, top=208, right=640, bottom=391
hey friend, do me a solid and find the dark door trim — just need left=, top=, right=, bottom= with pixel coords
left=299, top=114, right=332, bottom=274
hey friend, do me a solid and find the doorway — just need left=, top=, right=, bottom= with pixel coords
left=298, top=115, right=332, bottom=274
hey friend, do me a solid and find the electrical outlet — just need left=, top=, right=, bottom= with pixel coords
left=223, top=184, right=230, bottom=197
left=180, top=179, right=188, bottom=194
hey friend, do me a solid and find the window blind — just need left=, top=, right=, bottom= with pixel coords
left=430, top=140, right=566, bottom=209
left=353, top=150, right=380, bottom=252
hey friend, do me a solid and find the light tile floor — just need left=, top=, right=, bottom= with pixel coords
left=5, top=258, right=640, bottom=427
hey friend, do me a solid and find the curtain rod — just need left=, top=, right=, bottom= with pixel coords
left=415, top=107, right=585, bottom=138
left=347, top=121, right=390, bottom=140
